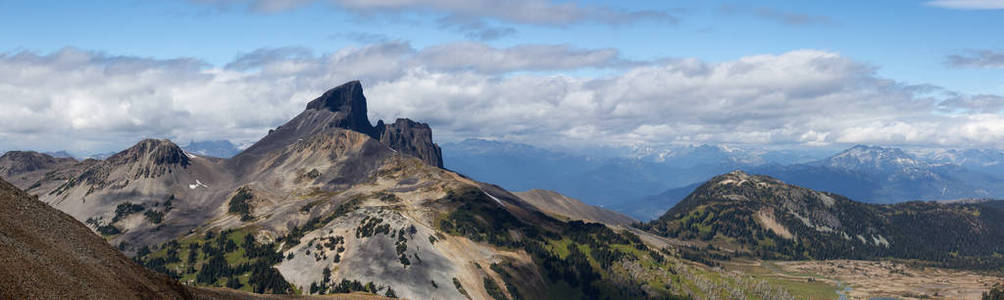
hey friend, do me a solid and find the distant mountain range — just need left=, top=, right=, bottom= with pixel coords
left=182, top=140, right=243, bottom=158
left=752, top=145, right=1004, bottom=204
left=444, top=141, right=1004, bottom=221
left=442, top=140, right=809, bottom=209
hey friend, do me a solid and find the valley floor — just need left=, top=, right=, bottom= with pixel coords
left=720, top=259, right=999, bottom=300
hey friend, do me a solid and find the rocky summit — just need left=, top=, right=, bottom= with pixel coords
left=230, top=80, right=443, bottom=173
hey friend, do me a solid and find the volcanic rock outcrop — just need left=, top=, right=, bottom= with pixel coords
left=230, top=80, right=442, bottom=173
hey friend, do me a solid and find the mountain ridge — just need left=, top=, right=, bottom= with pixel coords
left=642, top=170, right=1004, bottom=269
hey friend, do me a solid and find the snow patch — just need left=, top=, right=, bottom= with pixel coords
left=482, top=191, right=504, bottom=206
left=188, top=179, right=208, bottom=190
left=184, top=151, right=197, bottom=159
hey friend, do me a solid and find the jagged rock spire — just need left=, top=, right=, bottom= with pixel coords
left=304, top=80, right=377, bottom=137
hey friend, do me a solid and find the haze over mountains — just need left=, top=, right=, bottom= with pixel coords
left=445, top=139, right=1004, bottom=220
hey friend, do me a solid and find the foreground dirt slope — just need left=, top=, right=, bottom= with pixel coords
left=0, top=177, right=192, bottom=299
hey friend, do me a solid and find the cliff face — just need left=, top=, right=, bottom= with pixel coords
left=376, top=119, right=444, bottom=168
left=304, top=80, right=379, bottom=138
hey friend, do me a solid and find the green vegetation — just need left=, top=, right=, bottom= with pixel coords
left=85, top=217, right=121, bottom=236
left=437, top=186, right=698, bottom=299
left=136, top=227, right=292, bottom=294
left=453, top=277, right=470, bottom=299
left=438, top=188, right=539, bottom=248
left=484, top=276, right=508, bottom=300
left=355, top=216, right=391, bottom=238
left=374, top=191, right=400, bottom=202
left=228, top=186, right=254, bottom=221
left=395, top=227, right=411, bottom=267
left=987, top=282, right=1004, bottom=300
left=490, top=263, right=523, bottom=300
left=639, top=177, right=1004, bottom=271
left=280, top=195, right=362, bottom=249
left=310, top=276, right=389, bottom=297
left=112, top=202, right=145, bottom=223
left=144, top=209, right=164, bottom=224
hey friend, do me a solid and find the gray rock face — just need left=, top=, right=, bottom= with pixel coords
left=231, top=80, right=443, bottom=171
left=377, top=119, right=444, bottom=168
left=106, top=139, right=190, bottom=168
left=305, top=80, right=378, bottom=137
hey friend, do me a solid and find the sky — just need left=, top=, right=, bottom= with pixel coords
left=1, top=0, right=1003, bottom=155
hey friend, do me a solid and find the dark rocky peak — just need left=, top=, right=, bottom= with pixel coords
left=0, top=151, right=76, bottom=176
left=107, top=139, right=190, bottom=168
left=231, top=81, right=445, bottom=170
left=376, top=118, right=444, bottom=168
left=304, top=80, right=376, bottom=136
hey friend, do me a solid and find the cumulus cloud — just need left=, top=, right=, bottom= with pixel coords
left=925, top=0, right=1004, bottom=9
left=2, top=44, right=1004, bottom=155
left=946, top=49, right=1004, bottom=68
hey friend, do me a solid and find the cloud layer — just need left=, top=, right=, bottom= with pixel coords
left=2, top=43, right=1003, bottom=154
left=946, top=49, right=1004, bottom=68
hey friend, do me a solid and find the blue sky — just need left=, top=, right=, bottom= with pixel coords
left=1, top=0, right=1003, bottom=154
left=2, top=0, right=1000, bottom=94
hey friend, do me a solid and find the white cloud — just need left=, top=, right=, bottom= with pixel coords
left=1, top=44, right=1003, bottom=155
left=925, top=0, right=1004, bottom=9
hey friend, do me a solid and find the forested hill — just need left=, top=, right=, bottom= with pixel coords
left=640, top=170, right=1004, bottom=270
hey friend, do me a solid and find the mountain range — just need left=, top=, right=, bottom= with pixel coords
left=1, top=81, right=766, bottom=299
left=3, top=81, right=1002, bottom=299
left=445, top=140, right=1004, bottom=221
